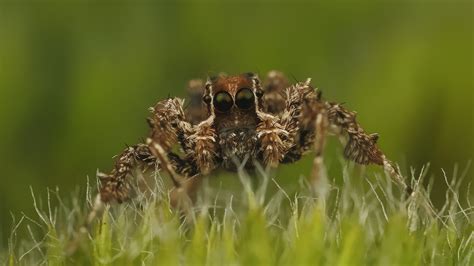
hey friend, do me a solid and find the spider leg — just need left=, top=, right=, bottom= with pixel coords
left=146, top=138, right=187, bottom=188
left=146, top=96, right=213, bottom=193
left=310, top=112, right=330, bottom=186
left=147, top=100, right=217, bottom=205
left=98, top=143, right=156, bottom=204
left=184, top=79, right=207, bottom=125
left=75, top=143, right=156, bottom=240
left=326, top=102, right=413, bottom=195
left=256, top=111, right=291, bottom=168
left=189, top=115, right=218, bottom=175
left=168, top=119, right=217, bottom=209
left=253, top=72, right=296, bottom=167
left=277, top=78, right=412, bottom=195
left=257, top=76, right=321, bottom=169
left=92, top=97, right=195, bottom=213
left=279, top=79, right=329, bottom=186
left=262, top=70, right=289, bottom=114
left=146, top=139, right=203, bottom=207
left=88, top=98, right=191, bottom=208
left=97, top=97, right=192, bottom=205
left=69, top=142, right=195, bottom=256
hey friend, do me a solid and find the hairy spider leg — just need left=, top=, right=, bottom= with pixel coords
left=326, top=102, right=413, bottom=195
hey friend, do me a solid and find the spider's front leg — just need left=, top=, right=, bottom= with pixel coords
left=279, top=79, right=329, bottom=186
left=256, top=76, right=317, bottom=170
left=146, top=97, right=218, bottom=205
left=326, top=102, right=413, bottom=194
left=256, top=111, right=292, bottom=167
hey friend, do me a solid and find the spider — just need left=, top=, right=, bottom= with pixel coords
left=97, top=71, right=412, bottom=207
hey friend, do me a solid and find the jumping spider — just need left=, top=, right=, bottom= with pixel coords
left=97, top=71, right=412, bottom=206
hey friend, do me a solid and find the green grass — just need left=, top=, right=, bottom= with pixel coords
left=2, top=164, right=473, bottom=265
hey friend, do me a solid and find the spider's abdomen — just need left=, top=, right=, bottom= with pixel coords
left=218, top=128, right=258, bottom=170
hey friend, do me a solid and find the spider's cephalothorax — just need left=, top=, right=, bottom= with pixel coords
left=203, top=73, right=261, bottom=169
left=97, top=71, right=412, bottom=206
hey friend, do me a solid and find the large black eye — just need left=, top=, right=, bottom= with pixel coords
left=235, top=88, right=255, bottom=109
left=213, top=91, right=233, bottom=112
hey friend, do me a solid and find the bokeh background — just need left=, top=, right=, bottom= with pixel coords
left=0, top=1, right=472, bottom=247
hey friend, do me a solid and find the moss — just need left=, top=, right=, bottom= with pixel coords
left=3, top=166, right=473, bottom=265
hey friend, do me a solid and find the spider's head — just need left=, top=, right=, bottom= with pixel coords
left=202, top=72, right=263, bottom=131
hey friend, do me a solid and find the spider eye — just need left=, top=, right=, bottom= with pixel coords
left=235, top=88, right=255, bottom=109
left=213, top=91, right=233, bottom=112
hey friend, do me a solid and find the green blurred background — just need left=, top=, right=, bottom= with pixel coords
left=0, top=1, right=472, bottom=247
